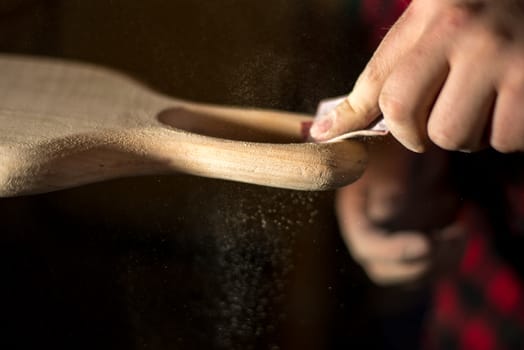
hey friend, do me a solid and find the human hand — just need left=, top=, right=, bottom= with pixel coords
left=310, top=0, right=524, bottom=153
left=336, top=138, right=465, bottom=285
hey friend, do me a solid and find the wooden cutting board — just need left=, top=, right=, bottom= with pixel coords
left=0, top=54, right=367, bottom=197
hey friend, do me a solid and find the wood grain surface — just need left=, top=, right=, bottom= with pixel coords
left=0, top=54, right=367, bottom=196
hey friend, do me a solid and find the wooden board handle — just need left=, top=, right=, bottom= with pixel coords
left=0, top=109, right=367, bottom=196
left=0, top=54, right=368, bottom=196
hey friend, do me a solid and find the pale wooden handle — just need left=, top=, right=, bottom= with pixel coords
left=0, top=107, right=367, bottom=196
left=0, top=54, right=368, bottom=196
left=153, top=106, right=368, bottom=190
left=145, top=127, right=368, bottom=192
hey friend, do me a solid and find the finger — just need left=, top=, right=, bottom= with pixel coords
left=364, top=223, right=466, bottom=285
left=427, top=59, right=496, bottom=152
left=336, top=185, right=430, bottom=263
left=491, top=69, right=524, bottom=153
left=364, top=260, right=429, bottom=285
left=309, top=6, right=423, bottom=141
left=379, top=39, right=449, bottom=152
left=349, top=230, right=431, bottom=264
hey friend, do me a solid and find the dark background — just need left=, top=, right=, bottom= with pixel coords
left=0, top=1, right=425, bottom=349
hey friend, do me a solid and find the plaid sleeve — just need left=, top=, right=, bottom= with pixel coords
left=352, top=3, right=524, bottom=348
left=425, top=186, right=524, bottom=350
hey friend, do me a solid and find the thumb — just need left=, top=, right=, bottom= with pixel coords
left=308, top=74, right=383, bottom=141
left=309, top=4, right=419, bottom=142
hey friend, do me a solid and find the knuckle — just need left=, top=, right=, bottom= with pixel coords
left=440, top=4, right=476, bottom=30
left=362, top=59, right=388, bottom=86
left=347, top=93, right=380, bottom=119
left=378, top=91, right=410, bottom=124
left=491, top=133, right=521, bottom=153
left=491, top=113, right=524, bottom=153
left=428, top=124, right=463, bottom=151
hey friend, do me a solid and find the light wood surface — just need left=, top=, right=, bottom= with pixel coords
left=0, top=54, right=367, bottom=197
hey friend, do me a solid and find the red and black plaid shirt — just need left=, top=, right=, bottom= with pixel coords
left=426, top=168, right=524, bottom=350
left=429, top=227, right=524, bottom=350
left=359, top=1, right=524, bottom=349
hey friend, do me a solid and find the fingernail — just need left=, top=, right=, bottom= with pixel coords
left=309, top=113, right=333, bottom=140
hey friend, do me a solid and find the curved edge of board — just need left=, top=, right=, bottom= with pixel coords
left=0, top=54, right=368, bottom=196
left=0, top=126, right=367, bottom=197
